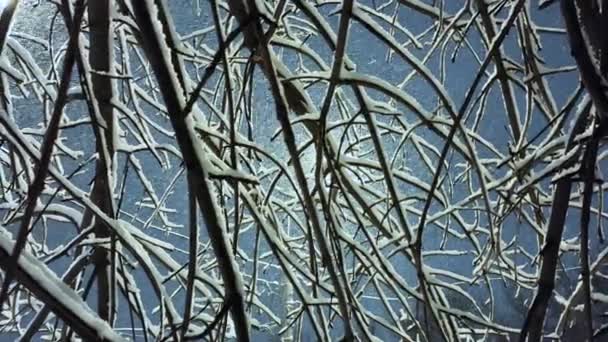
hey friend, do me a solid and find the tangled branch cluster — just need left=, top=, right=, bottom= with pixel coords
left=0, top=0, right=607, bottom=341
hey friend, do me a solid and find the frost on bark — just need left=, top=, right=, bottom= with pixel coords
left=0, top=0, right=607, bottom=341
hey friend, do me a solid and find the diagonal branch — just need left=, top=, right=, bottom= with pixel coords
left=0, top=225, right=123, bottom=341
left=0, top=0, right=86, bottom=310
left=561, top=0, right=608, bottom=116
left=129, top=1, right=251, bottom=340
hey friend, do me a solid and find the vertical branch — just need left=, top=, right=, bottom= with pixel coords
left=237, top=0, right=356, bottom=338
left=580, top=121, right=600, bottom=341
left=474, top=0, right=522, bottom=141
left=519, top=102, right=591, bottom=341
left=311, top=0, right=357, bottom=335
left=224, top=0, right=363, bottom=338
left=208, top=0, right=240, bottom=255
left=87, top=0, right=117, bottom=324
left=182, top=173, right=198, bottom=338
left=522, top=2, right=608, bottom=340
left=0, top=0, right=19, bottom=115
